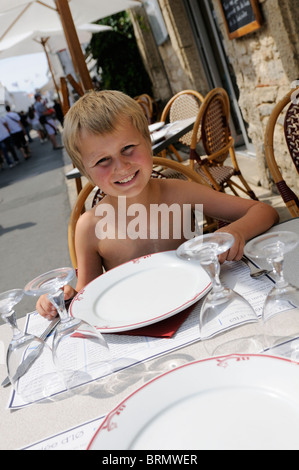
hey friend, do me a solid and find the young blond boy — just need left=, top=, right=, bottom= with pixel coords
left=37, top=90, right=279, bottom=319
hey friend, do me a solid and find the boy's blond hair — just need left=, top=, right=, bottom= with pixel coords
left=63, top=90, right=151, bottom=179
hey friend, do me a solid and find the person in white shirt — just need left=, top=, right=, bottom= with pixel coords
left=27, top=106, right=47, bottom=143
left=5, top=106, right=31, bottom=160
left=34, top=94, right=63, bottom=150
left=0, top=118, right=19, bottom=167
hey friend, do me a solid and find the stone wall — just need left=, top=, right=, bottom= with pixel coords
left=130, top=0, right=299, bottom=194
left=157, top=0, right=210, bottom=96
left=129, top=6, right=172, bottom=105
left=129, top=1, right=209, bottom=108
left=211, top=0, right=299, bottom=192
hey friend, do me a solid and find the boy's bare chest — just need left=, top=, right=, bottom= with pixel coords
left=98, top=236, right=185, bottom=271
left=94, top=186, right=195, bottom=270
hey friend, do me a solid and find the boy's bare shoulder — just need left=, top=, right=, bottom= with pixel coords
left=76, top=206, right=98, bottom=234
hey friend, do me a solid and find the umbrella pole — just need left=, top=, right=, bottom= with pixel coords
left=40, top=38, right=62, bottom=103
left=55, top=0, right=93, bottom=92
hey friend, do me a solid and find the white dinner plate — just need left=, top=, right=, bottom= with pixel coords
left=88, top=354, right=299, bottom=450
left=148, top=121, right=165, bottom=133
left=70, top=251, right=211, bottom=333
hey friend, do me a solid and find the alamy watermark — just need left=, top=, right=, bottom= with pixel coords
left=94, top=197, right=204, bottom=240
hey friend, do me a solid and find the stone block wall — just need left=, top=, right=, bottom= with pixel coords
left=211, top=0, right=299, bottom=192
left=130, top=0, right=299, bottom=194
left=129, top=1, right=209, bottom=107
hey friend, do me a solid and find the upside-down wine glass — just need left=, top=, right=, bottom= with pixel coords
left=245, top=231, right=299, bottom=353
left=0, top=289, right=57, bottom=403
left=177, top=233, right=263, bottom=356
left=24, top=268, right=111, bottom=391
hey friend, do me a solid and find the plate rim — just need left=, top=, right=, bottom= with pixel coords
left=70, top=250, right=211, bottom=333
left=87, top=353, right=299, bottom=450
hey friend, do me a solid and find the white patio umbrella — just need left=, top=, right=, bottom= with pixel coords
left=0, top=0, right=141, bottom=91
left=0, top=24, right=112, bottom=58
left=0, top=24, right=113, bottom=97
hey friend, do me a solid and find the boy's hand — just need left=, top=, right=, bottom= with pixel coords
left=216, top=227, right=245, bottom=264
left=36, top=284, right=76, bottom=320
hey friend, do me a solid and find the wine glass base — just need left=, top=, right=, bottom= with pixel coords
left=263, top=303, right=299, bottom=350
left=264, top=336, right=299, bottom=363
left=6, top=332, right=61, bottom=404
left=53, top=319, right=111, bottom=392
left=263, top=285, right=299, bottom=320
left=202, top=321, right=264, bottom=357
left=61, top=362, right=112, bottom=391
left=200, top=289, right=259, bottom=341
left=212, top=337, right=263, bottom=356
left=16, top=371, right=65, bottom=404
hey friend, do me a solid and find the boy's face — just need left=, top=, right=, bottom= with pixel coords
left=78, top=118, right=153, bottom=199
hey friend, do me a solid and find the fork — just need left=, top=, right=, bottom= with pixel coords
left=241, top=256, right=271, bottom=279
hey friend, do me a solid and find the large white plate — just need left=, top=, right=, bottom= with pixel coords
left=88, top=354, right=299, bottom=450
left=70, top=251, right=211, bottom=333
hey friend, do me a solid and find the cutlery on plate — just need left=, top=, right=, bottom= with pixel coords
left=241, top=256, right=271, bottom=279
left=1, top=317, right=60, bottom=388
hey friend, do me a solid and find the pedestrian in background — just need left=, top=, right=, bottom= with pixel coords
left=27, top=106, right=47, bottom=143
left=0, top=118, right=20, bottom=168
left=34, top=93, right=63, bottom=150
left=5, top=105, right=31, bottom=160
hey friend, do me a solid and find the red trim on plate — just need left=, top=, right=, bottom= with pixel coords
left=69, top=250, right=211, bottom=332
left=89, top=284, right=210, bottom=332
left=87, top=353, right=299, bottom=449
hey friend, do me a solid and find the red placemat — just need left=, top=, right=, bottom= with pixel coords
left=116, top=302, right=198, bottom=338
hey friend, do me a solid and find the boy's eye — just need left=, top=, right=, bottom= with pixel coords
left=94, top=144, right=137, bottom=166
left=122, top=144, right=135, bottom=154
left=96, top=156, right=111, bottom=166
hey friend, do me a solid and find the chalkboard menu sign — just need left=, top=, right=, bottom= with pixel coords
left=218, top=0, right=263, bottom=39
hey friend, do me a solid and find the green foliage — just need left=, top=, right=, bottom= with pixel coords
left=87, top=12, right=152, bottom=97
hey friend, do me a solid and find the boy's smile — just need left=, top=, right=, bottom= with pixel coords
left=114, top=170, right=139, bottom=185
left=78, top=118, right=153, bottom=200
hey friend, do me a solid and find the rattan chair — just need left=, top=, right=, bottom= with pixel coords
left=135, top=94, right=158, bottom=124
left=189, top=87, right=258, bottom=200
left=264, top=87, right=299, bottom=217
left=68, top=157, right=217, bottom=269
left=158, top=90, right=205, bottom=162
left=68, top=182, right=95, bottom=269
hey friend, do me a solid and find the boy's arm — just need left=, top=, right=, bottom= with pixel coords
left=183, top=181, right=279, bottom=261
left=215, top=199, right=279, bottom=262
left=37, top=210, right=104, bottom=319
left=74, top=210, right=104, bottom=292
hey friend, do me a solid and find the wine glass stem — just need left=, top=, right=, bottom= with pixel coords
left=2, top=310, right=23, bottom=340
left=202, top=258, right=224, bottom=293
left=48, top=290, right=69, bottom=322
left=270, top=257, right=288, bottom=288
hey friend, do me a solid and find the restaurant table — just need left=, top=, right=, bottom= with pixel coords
left=65, top=117, right=196, bottom=181
left=1, top=218, right=299, bottom=450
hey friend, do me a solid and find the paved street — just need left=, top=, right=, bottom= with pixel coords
left=0, top=135, right=73, bottom=318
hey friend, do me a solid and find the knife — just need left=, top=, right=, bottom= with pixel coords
left=1, top=317, right=60, bottom=388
